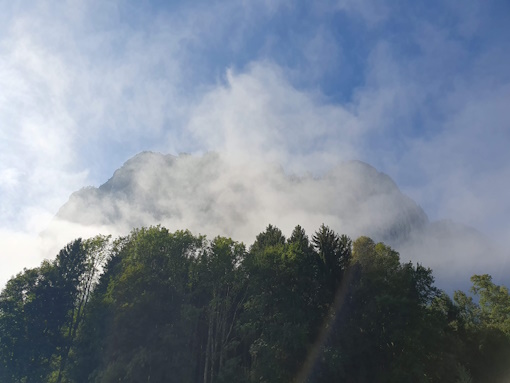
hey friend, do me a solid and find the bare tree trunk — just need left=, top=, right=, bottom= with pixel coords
left=211, top=300, right=220, bottom=383
left=56, top=260, right=97, bottom=383
left=203, top=294, right=215, bottom=383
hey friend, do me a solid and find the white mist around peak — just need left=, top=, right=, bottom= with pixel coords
left=46, top=152, right=506, bottom=293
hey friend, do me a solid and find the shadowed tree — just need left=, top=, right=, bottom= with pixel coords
left=56, top=235, right=111, bottom=383
left=312, top=224, right=352, bottom=292
left=0, top=239, right=87, bottom=383
left=453, top=275, right=510, bottom=382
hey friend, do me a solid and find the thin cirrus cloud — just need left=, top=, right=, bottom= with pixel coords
left=0, top=0, right=509, bottom=287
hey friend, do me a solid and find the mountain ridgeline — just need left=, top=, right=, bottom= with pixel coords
left=1, top=225, right=509, bottom=382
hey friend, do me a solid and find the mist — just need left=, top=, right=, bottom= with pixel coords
left=35, top=151, right=502, bottom=293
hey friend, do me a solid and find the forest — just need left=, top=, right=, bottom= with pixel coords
left=0, top=224, right=509, bottom=383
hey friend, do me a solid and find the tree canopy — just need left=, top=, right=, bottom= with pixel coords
left=0, top=225, right=508, bottom=382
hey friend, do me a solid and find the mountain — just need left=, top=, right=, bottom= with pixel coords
left=51, top=151, right=499, bottom=290
left=56, top=151, right=428, bottom=244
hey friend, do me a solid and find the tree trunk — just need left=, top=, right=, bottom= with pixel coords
left=203, top=293, right=215, bottom=383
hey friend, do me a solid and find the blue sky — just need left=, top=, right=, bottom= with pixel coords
left=1, top=0, right=509, bottom=284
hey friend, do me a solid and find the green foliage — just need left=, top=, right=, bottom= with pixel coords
left=470, top=274, right=510, bottom=334
left=240, top=226, right=324, bottom=382
left=0, top=239, right=89, bottom=382
left=451, top=275, right=510, bottom=382
left=315, top=237, right=443, bottom=382
left=312, top=224, right=352, bottom=275
left=1, top=224, right=509, bottom=383
left=250, top=224, right=286, bottom=254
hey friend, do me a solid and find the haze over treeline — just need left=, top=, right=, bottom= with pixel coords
left=45, top=152, right=505, bottom=293
left=1, top=224, right=509, bottom=382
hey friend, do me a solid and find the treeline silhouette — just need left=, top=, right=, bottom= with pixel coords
left=0, top=225, right=509, bottom=382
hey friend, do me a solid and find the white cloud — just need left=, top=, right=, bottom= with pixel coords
left=0, top=230, right=42, bottom=285
left=0, top=22, right=85, bottom=229
left=187, top=62, right=361, bottom=173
